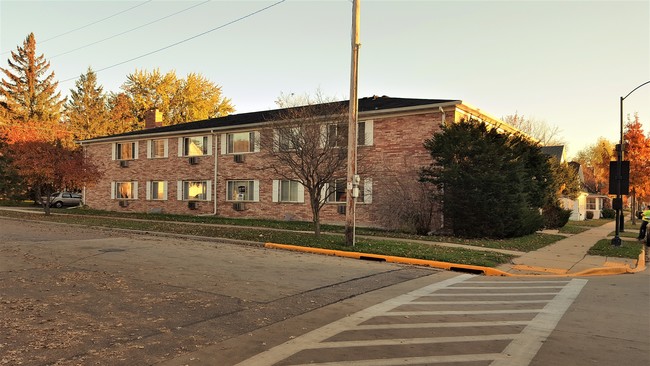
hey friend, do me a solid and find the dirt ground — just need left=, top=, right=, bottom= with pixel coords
left=0, top=218, right=433, bottom=365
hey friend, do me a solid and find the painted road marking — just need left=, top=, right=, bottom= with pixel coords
left=235, top=274, right=587, bottom=366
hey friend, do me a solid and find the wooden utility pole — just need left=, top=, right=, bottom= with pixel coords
left=345, top=0, right=360, bottom=246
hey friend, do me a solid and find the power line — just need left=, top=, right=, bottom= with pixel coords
left=1, top=0, right=153, bottom=56
left=41, top=0, right=154, bottom=44
left=50, top=1, right=211, bottom=60
left=60, top=0, right=287, bottom=84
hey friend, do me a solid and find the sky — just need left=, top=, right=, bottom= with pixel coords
left=1, top=0, right=648, bottom=159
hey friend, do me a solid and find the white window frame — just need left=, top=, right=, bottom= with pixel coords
left=272, top=180, right=305, bottom=203
left=111, top=181, right=138, bottom=200
left=145, top=180, right=168, bottom=200
left=112, top=142, right=138, bottom=161
left=178, top=135, right=212, bottom=157
left=221, top=131, right=260, bottom=155
left=147, top=139, right=168, bottom=159
left=226, top=180, right=259, bottom=202
left=177, top=180, right=211, bottom=201
left=324, top=178, right=372, bottom=204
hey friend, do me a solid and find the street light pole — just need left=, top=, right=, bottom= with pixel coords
left=612, top=80, right=650, bottom=246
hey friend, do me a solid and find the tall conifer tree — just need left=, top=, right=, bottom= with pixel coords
left=0, top=33, right=64, bottom=122
left=65, top=67, right=110, bottom=140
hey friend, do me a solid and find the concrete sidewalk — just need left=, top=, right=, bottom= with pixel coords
left=498, top=221, right=646, bottom=276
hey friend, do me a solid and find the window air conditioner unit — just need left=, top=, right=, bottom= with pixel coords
left=234, top=154, right=245, bottom=163
left=189, top=156, right=199, bottom=165
left=233, top=202, right=246, bottom=211
left=118, top=200, right=129, bottom=207
left=337, top=205, right=346, bottom=215
left=188, top=201, right=198, bottom=210
left=120, top=160, right=129, bottom=168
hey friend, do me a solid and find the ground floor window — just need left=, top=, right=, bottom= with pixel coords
left=586, top=198, right=596, bottom=210
left=325, top=178, right=372, bottom=204
left=179, top=180, right=210, bottom=201
left=146, top=181, right=167, bottom=200
left=227, top=180, right=259, bottom=201
left=272, top=180, right=304, bottom=203
left=112, top=181, right=138, bottom=199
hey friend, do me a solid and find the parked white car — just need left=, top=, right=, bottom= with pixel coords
left=40, top=192, right=83, bottom=208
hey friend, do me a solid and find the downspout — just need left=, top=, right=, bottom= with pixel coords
left=212, top=130, right=218, bottom=215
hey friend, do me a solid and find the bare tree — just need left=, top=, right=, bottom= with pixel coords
left=503, top=113, right=565, bottom=146
left=258, top=98, right=352, bottom=236
left=375, top=169, right=440, bottom=235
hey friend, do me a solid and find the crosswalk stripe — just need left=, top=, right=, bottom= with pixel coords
left=386, top=309, right=543, bottom=315
left=317, top=334, right=517, bottom=348
left=288, top=353, right=506, bottom=366
left=354, top=320, right=530, bottom=330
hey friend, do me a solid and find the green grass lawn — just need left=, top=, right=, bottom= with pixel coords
left=588, top=239, right=643, bottom=259
left=0, top=209, right=518, bottom=267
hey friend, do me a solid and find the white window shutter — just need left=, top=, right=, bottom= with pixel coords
left=253, top=180, right=260, bottom=202
left=163, top=139, right=169, bottom=158
left=110, top=182, right=115, bottom=199
left=133, top=181, right=139, bottom=199
left=221, top=134, right=227, bottom=155
left=111, top=143, right=116, bottom=161
left=363, top=178, right=373, bottom=204
left=178, top=137, right=183, bottom=157
left=162, top=181, right=168, bottom=200
left=145, top=181, right=151, bottom=200
left=365, top=120, right=374, bottom=146
left=297, top=183, right=305, bottom=203
left=253, top=131, right=261, bottom=152
left=147, top=140, right=152, bottom=159
left=177, top=181, right=183, bottom=200
left=134, top=142, right=139, bottom=159
left=207, top=135, right=213, bottom=155
left=272, top=180, right=279, bottom=202
left=273, top=130, right=279, bottom=152
left=319, top=125, right=327, bottom=148
left=321, top=183, right=329, bottom=204
left=206, top=180, right=212, bottom=201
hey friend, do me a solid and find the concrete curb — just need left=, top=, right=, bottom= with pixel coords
left=264, top=242, right=647, bottom=277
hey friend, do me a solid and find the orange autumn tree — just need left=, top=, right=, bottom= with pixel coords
left=0, top=121, right=101, bottom=214
left=624, top=113, right=650, bottom=222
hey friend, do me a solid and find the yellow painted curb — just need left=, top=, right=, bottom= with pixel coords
left=264, top=243, right=648, bottom=277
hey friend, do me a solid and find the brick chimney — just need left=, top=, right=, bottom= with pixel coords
left=144, top=109, right=163, bottom=129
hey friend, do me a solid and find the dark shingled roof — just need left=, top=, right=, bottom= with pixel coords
left=82, top=96, right=458, bottom=142
left=540, top=145, right=565, bottom=162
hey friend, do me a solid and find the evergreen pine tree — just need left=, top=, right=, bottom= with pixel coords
left=0, top=33, right=64, bottom=122
left=65, top=67, right=110, bottom=140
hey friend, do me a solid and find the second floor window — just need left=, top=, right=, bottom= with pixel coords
left=115, top=142, right=137, bottom=160
left=148, top=139, right=167, bottom=158
left=182, top=136, right=210, bottom=156
left=224, top=132, right=259, bottom=154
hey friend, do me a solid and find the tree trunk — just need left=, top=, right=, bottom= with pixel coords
left=310, top=194, right=321, bottom=237
left=42, top=186, right=51, bottom=216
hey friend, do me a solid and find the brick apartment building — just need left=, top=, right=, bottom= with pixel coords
left=80, top=96, right=521, bottom=230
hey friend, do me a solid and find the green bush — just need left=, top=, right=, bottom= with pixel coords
left=543, top=205, right=572, bottom=229
left=586, top=211, right=594, bottom=220
left=601, top=208, right=615, bottom=219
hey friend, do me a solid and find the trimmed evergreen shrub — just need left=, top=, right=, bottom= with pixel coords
left=601, top=208, right=615, bottom=219
left=543, top=204, right=572, bottom=229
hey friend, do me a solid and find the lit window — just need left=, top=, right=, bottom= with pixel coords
left=115, top=182, right=136, bottom=199
left=183, top=181, right=207, bottom=200
left=148, top=181, right=167, bottom=200
left=116, top=142, right=136, bottom=160
left=184, top=136, right=208, bottom=156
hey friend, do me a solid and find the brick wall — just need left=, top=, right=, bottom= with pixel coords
left=84, top=110, right=446, bottom=229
